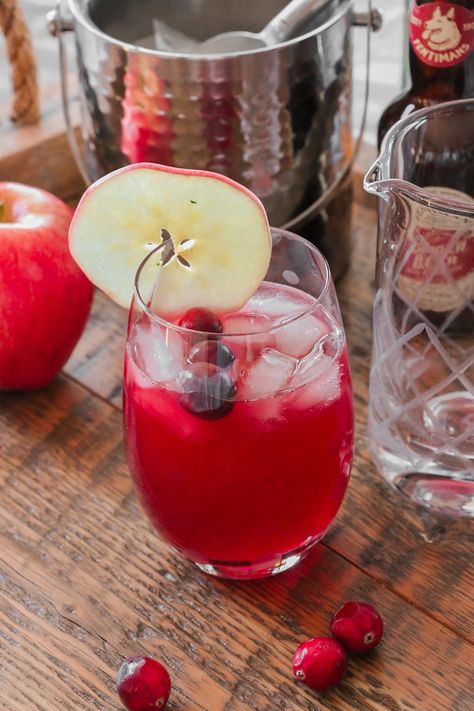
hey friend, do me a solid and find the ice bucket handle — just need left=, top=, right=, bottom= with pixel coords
left=47, top=2, right=88, bottom=185
left=284, top=0, right=381, bottom=231
left=48, top=0, right=382, bottom=216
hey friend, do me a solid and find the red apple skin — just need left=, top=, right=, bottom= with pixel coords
left=0, top=182, right=94, bottom=390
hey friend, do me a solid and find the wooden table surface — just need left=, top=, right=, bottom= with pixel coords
left=1, top=11, right=473, bottom=710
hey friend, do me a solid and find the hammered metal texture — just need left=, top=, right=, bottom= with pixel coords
left=71, top=0, right=353, bottom=228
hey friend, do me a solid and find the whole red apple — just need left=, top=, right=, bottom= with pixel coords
left=0, top=182, right=93, bottom=390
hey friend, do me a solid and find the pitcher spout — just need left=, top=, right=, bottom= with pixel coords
left=363, top=159, right=382, bottom=195
left=363, top=158, right=395, bottom=197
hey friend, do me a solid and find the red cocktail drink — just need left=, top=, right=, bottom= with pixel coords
left=67, top=163, right=354, bottom=578
left=124, top=243, right=353, bottom=579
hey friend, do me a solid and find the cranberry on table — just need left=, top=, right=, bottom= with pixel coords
left=178, top=362, right=236, bottom=419
left=292, top=636, right=348, bottom=691
left=188, top=339, right=235, bottom=369
left=178, top=307, right=223, bottom=334
left=116, top=656, right=171, bottom=710
left=330, top=601, right=384, bottom=654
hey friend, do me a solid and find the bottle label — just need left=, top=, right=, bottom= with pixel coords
left=410, top=2, right=474, bottom=67
left=398, top=187, right=474, bottom=312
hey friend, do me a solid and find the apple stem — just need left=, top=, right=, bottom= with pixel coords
left=0, top=201, right=4, bottom=222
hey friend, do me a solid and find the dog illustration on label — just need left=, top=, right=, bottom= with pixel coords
left=422, top=6, right=462, bottom=51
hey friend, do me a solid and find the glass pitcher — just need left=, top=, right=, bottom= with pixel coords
left=364, top=98, right=474, bottom=518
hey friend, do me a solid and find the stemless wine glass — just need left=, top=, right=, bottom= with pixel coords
left=123, top=228, right=354, bottom=579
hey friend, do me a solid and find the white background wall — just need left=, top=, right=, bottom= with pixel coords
left=353, top=0, right=408, bottom=144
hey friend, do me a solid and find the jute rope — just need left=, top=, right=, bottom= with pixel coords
left=0, top=0, right=39, bottom=125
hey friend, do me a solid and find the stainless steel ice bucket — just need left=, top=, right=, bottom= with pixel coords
left=49, top=0, right=379, bottom=275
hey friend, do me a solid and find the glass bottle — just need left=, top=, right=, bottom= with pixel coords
left=377, top=0, right=473, bottom=148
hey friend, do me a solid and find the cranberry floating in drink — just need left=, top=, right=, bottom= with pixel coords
left=69, top=163, right=354, bottom=579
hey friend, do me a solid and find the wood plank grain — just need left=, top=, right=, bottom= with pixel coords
left=0, top=128, right=85, bottom=201
left=1, top=132, right=473, bottom=709
left=0, top=381, right=472, bottom=710
left=65, top=290, right=127, bottom=408
left=331, top=203, right=474, bottom=642
left=61, top=201, right=474, bottom=641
